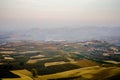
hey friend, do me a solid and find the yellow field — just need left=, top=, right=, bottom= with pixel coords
left=0, top=51, right=16, bottom=54
left=2, top=65, right=120, bottom=80
left=45, top=61, right=66, bottom=67
left=104, top=60, right=120, bottom=64
left=39, top=66, right=120, bottom=80
left=75, top=59, right=98, bottom=67
left=26, top=58, right=52, bottom=64
left=27, top=59, right=38, bottom=64
left=2, top=69, right=33, bottom=80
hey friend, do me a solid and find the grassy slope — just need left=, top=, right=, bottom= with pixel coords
left=39, top=66, right=120, bottom=80
left=2, top=69, right=33, bottom=80
left=74, top=59, right=98, bottom=67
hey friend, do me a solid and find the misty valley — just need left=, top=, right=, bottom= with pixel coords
left=0, top=0, right=120, bottom=80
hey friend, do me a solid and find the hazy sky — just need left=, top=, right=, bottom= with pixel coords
left=0, top=0, right=120, bottom=30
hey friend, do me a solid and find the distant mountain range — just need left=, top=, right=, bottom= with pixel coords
left=0, top=27, right=120, bottom=43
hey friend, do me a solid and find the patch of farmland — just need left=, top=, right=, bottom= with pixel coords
left=2, top=69, right=33, bottom=80
left=39, top=66, right=120, bottom=80
left=75, top=59, right=98, bottom=67
left=45, top=61, right=66, bottom=67
left=38, top=63, right=81, bottom=75
left=104, top=60, right=120, bottom=64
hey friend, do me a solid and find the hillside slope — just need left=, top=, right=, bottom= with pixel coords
left=39, top=66, right=120, bottom=80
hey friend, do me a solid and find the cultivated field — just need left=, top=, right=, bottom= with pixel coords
left=39, top=66, right=120, bottom=80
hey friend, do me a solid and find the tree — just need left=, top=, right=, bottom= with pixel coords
left=31, top=68, right=38, bottom=78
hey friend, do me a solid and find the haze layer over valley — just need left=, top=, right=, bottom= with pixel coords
left=0, top=27, right=120, bottom=43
